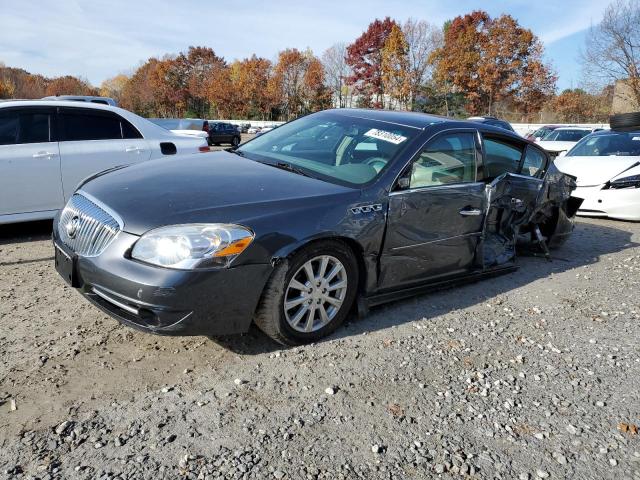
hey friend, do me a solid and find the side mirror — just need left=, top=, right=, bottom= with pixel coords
left=397, top=176, right=411, bottom=190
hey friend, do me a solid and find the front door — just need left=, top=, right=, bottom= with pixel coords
left=0, top=107, right=63, bottom=216
left=379, top=131, right=485, bottom=290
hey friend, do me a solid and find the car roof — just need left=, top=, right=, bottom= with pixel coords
left=325, top=108, right=448, bottom=130
left=592, top=128, right=636, bottom=135
left=0, top=99, right=123, bottom=112
left=554, top=126, right=593, bottom=131
left=322, top=108, right=526, bottom=143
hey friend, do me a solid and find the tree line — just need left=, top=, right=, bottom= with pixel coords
left=1, top=2, right=637, bottom=123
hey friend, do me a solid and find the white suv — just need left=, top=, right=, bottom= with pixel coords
left=0, top=100, right=208, bottom=224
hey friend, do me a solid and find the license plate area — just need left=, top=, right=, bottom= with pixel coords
left=54, top=244, right=78, bottom=287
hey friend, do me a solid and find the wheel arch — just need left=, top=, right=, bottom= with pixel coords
left=271, top=235, right=368, bottom=295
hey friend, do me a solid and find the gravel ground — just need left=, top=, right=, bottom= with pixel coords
left=0, top=217, right=639, bottom=480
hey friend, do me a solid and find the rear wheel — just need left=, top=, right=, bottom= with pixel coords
left=254, top=241, right=358, bottom=345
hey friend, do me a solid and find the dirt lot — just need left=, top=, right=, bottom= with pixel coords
left=0, top=217, right=639, bottom=479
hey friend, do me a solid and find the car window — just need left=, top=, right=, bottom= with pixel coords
left=61, top=111, right=122, bottom=141
left=0, top=111, right=19, bottom=145
left=543, top=129, right=589, bottom=142
left=121, top=119, right=143, bottom=139
left=0, top=110, right=51, bottom=145
left=409, top=133, right=476, bottom=188
left=483, top=137, right=523, bottom=179
left=522, top=146, right=546, bottom=177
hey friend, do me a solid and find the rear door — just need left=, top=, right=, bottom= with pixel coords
left=379, top=130, right=485, bottom=289
left=479, top=135, right=546, bottom=267
left=58, top=107, right=150, bottom=200
left=0, top=106, right=63, bottom=216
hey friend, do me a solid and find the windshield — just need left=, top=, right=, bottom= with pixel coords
left=532, top=127, right=553, bottom=138
left=542, top=129, right=590, bottom=142
left=236, top=112, right=422, bottom=187
left=567, top=131, right=640, bottom=157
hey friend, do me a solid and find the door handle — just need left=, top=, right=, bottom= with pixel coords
left=459, top=208, right=482, bottom=216
left=32, top=151, right=56, bottom=158
left=125, top=146, right=143, bottom=153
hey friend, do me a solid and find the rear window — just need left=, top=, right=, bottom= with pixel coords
left=483, top=137, right=523, bottom=179
left=61, top=110, right=141, bottom=141
left=567, top=131, right=640, bottom=157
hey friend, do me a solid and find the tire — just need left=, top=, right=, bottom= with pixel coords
left=207, top=138, right=213, bottom=146
left=610, top=112, right=640, bottom=130
left=254, top=240, right=359, bottom=345
left=231, top=136, right=240, bottom=147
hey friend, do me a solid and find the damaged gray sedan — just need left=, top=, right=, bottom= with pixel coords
left=53, top=109, right=580, bottom=345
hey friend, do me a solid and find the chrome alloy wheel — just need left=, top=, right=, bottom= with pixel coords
left=284, top=255, right=348, bottom=333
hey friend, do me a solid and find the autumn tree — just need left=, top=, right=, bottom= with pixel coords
left=381, top=24, right=411, bottom=109
left=179, top=46, right=226, bottom=117
left=431, top=11, right=555, bottom=117
left=346, top=17, right=398, bottom=108
left=271, top=48, right=327, bottom=120
left=551, top=88, right=611, bottom=123
left=582, top=0, right=640, bottom=108
left=45, top=75, right=97, bottom=96
left=0, top=77, right=15, bottom=99
left=100, top=74, right=129, bottom=104
left=120, top=59, right=162, bottom=117
left=321, top=43, right=351, bottom=108
left=226, top=55, right=273, bottom=119
left=402, top=18, right=443, bottom=110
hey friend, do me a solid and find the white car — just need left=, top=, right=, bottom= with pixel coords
left=0, top=101, right=208, bottom=224
left=247, top=126, right=261, bottom=134
left=148, top=118, right=209, bottom=140
left=554, top=129, right=640, bottom=221
left=536, top=127, right=595, bottom=156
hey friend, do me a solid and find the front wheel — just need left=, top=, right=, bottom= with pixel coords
left=254, top=241, right=359, bottom=345
left=231, top=136, right=240, bottom=147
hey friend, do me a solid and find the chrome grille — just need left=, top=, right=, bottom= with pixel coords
left=58, top=193, right=122, bottom=257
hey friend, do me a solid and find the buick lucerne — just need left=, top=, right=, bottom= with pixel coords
left=52, top=109, right=580, bottom=345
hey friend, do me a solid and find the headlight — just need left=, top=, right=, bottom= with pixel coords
left=131, top=224, right=254, bottom=269
left=609, top=174, right=640, bottom=189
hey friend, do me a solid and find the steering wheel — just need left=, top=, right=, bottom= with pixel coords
left=364, top=157, right=388, bottom=173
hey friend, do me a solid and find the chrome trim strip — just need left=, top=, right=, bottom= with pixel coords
left=391, top=231, right=482, bottom=251
left=92, top=287, right=139, bottom=315
left=389, top=181, right=486, bottom=197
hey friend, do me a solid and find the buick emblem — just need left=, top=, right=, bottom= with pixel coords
left=66, top=216, right=81, bottom=239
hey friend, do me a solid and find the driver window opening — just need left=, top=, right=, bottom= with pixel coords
left=406, top=132, right=477, bottom=189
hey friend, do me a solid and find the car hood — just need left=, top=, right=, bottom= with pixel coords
left=80, top=151, right=358, bottom=235
left=553, top=155, right=640, bottom=187
left=536, top=140, right=578, bottom=153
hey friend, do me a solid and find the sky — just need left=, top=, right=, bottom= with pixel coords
left=0, top=0, right=609, bottom=91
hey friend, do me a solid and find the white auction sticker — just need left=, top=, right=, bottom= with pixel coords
left=364, top=128, right=407, bottom=145
left=632, top=136, right=640, bottom=141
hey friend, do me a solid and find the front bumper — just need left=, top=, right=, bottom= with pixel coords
left=52, top=218, right=273, bottom=336
left=573, top=185, right=640, bottom=222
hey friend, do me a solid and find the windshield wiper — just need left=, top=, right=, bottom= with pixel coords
left=271, top=161, right=315, bottom=179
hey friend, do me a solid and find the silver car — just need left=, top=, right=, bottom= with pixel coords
left=0, top=100, right=208, bottom=224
